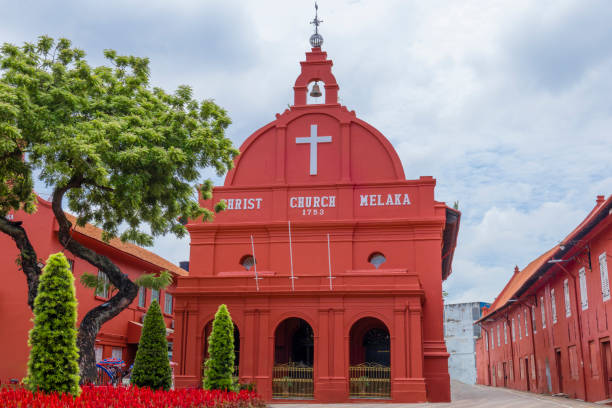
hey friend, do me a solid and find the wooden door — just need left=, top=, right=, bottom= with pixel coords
left=602, top=341, right=612, bottom=397
left=555, top=349, right=563, bottom=394
left=503, top=362, right=507, bottom=387
left=525, top=357, right=530, bottom=391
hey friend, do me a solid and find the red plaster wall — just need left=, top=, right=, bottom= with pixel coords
left=0, top=198, right=177, bottom=384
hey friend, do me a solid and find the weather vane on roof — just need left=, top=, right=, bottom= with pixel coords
left=309, top=2, right=324, bottom=48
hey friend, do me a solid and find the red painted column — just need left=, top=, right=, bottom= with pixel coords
left=258, top=310, right=273, bottom=401
left=243, top=309, right=257, bottom=385
left=314, top=309, right=329, bottom=400
left=333, top=308, right=348, bottom=398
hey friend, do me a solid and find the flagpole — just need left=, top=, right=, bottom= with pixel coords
left=288, top=220, right=297, bottom=291
left=327, top=233, right=335, bottom=290
left=250, top=235, right=261, bottom=291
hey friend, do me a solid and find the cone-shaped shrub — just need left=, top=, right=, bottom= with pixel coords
left=25, top=252, right=80, bottom=395
left=131, top=300, right=172, bottom=390
left=203, top=304, right=235, bottom=390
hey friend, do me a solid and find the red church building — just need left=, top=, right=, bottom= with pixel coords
left=0, top=195, right=186, bottom=384
left=172, top=26, right=460, bottom=403
left=476, top=194, right=612, bottom=403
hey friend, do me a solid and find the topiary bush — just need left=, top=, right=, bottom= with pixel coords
left=25, top=252, right=80, bottom=395
left=131, top=300, right=172, bottom=390
left=203, top=304, right=235, bottom=391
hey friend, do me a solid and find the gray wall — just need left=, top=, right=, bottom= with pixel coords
left=444, top=301, right=489, bottom=384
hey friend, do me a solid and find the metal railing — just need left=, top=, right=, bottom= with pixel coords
left=272, top=364, right=314, bottom=399
left=349, top=363, right=391, bottom=398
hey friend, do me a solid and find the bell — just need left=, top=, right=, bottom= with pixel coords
left=310, top=82, right=322, bottom=98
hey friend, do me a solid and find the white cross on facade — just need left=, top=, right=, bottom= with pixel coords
left=296, top=124, right=332, bottom=175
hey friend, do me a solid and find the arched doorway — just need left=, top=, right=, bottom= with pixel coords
left=273, top=317, right=314, bottom=399
left=349, top=317, right=391, bottom=398
left=202, top=321, right=240, bottom=378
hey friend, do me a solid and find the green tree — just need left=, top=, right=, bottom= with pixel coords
left=203, top=304, right=235, bottom=391
left=25, top=252, right=80, bottom=395
left=0, top=36, right=237, bottom=382
left=131, top=300, right=172, bottom=390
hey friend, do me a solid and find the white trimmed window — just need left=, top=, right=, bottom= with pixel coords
left=138, top=286, right=146, bottom=308
left=512, top=318, right=516, bottom=341
left=504, top=321, right=508, bottom=344
left=532, top=305, right=537, bottom=333
left=95, top=346, right=103, bottom=362
left=111, top=347, right=122, bottom=360
left=491, top=328, right=495, bottom=349
left=164, top=293, right=173, bottom=315
left=524, top=308, right=529, bottom=337
left=96, top=271, right=109, bottom=298
left=551, top=289, right=558, bottom=324
left=518, top=313, right=522, bottom=339
left=600, top=252, right=610, bottom=302
left=485, top=330, right=489, bottom=351
left=541, top=296, right=546, bottom=328
left=579, top=267, right=588, bottom=310
left=564, top=279, right=571, bottom=317
left=151, top=288, right=160, bottom=304
left=497, top=325, right=501, bottom=347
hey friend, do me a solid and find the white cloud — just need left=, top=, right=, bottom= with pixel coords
left=7, top=0, right=611, bottom=300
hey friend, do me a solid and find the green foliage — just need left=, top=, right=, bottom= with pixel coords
left=134, top=270, right=173, bottom=290
left=203, top=304, right=235, bottom=391
left=0, top=35, right=238, bottom=243
left=25, top=252, right=80, bottom=395
left=131, top=300, right=172, bottom=390
left=79, top=272, right=113, bottom=295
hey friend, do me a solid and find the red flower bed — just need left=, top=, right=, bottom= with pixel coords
left=0, top=385, right=266, bottom=408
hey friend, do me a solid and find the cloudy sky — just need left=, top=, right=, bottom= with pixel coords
left=3, top=0, right=612, bottom=304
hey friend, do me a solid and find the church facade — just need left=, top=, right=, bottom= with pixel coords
left=172, top=40, right=460, bottom=402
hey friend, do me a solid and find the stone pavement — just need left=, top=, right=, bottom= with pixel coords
left=269, top=380, right=604, bottom=407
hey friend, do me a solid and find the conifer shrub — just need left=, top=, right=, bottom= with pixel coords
left=131, top=300, right=172, bottom=390
left=203, top=304, right=235, bottom=391
left=25, top=252, right=80, bottom=395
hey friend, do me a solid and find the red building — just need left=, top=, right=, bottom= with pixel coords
left=0, top=196, right=186, bottom=384
left=476, top=195, right=612, bottom=402
left=172, top=40, right=460, bottom=402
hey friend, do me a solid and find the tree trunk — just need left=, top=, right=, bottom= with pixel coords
left=52, top=180, right=138, bottom=383
left=0, top=217, right=42, bottom=310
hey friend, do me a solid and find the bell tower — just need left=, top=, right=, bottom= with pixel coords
left=293, top=3, right=339, bottom=106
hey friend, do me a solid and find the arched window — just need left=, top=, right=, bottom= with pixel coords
left=240, top=255, right=255, bottom=271
left=368, top=252, right=386, bottom=269
left=307, top=80, right=325, bottom=104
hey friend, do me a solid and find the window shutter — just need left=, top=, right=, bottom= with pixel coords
left=551, top=289, right=558, bottom=323
left=600, top=253, right=610, bottom=302
left=579, top=267, right=588, bottom=310
left=541, top=296, right=546, bottom=328
left=564, top=279, right=571, bottom=317
left=497, top=325, right=501, bottom=347
left=504, top=322, right=508, bottom=344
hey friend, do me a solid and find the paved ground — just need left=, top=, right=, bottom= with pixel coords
left=270, top=380, right=604, bottom=407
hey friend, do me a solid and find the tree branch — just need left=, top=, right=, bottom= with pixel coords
left=51, top=175, right=138, bottom=383
left=0, top=216, right=42, bottom=310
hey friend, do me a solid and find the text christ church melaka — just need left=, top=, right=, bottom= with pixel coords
left=172, top=22, right=460, bottom=403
